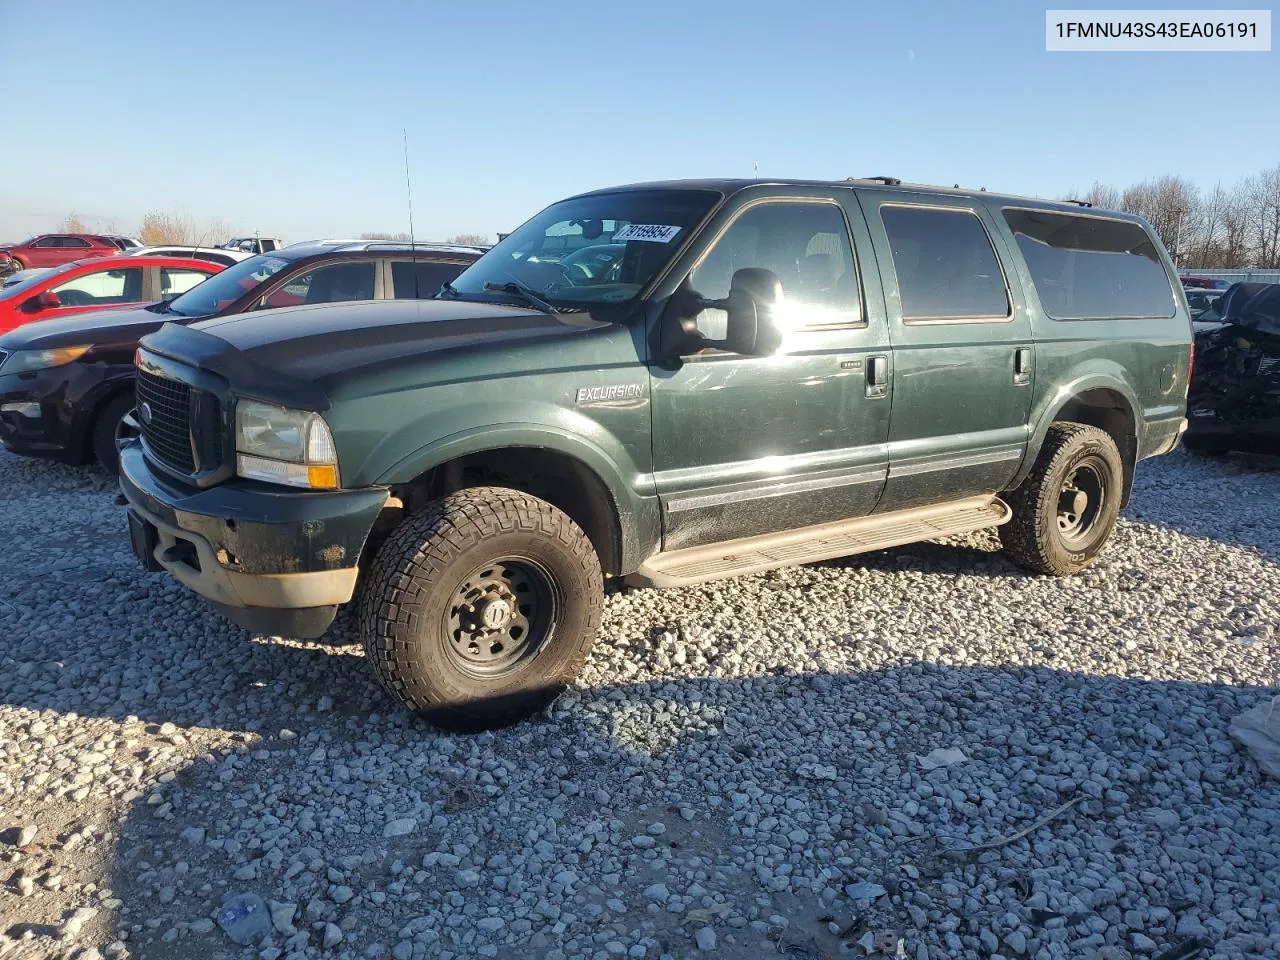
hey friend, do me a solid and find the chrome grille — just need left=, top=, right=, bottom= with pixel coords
left=136, top=369, right=197, bottom=473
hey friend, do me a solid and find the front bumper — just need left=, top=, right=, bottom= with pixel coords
left=119, top=442, right=388, bottom=637
left=0, top=372, right=79, bottom=461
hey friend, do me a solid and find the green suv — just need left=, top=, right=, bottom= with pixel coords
left=120, top=178, right=1193, bottom=729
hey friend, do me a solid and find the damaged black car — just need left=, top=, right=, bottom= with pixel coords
left=1185, top=282, right=1280, bottom=456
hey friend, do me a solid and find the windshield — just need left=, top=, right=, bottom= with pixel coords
left=166, top=253, right=294, bottom=317
left=448, top=190, right=720, bottom=308
left=0, top=262, right=76, bottom=301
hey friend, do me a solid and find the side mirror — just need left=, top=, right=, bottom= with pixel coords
left=661, top=267, right=784, bottom=359
left=26, top=291, right=60, bottom=311
left=715, top=267, right=784, bottom=356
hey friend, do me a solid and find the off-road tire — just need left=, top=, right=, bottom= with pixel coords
left=92, top=394, right=136, bottom=475
left=999, top=423, right=1124, bottom=577
left=360, top=486, right=604, bottom=731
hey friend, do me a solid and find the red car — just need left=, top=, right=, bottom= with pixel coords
left=0, top=234, right=126, bottom=271
left=0, top=256, right=224, bottom=335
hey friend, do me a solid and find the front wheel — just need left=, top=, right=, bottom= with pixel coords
left=92, top=394, right=138, bottom=475
left=359, top=487, right=604, bottom=731
left=999, top=423, right=1124, bottom=577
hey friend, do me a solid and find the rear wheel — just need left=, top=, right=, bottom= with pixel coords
left=999, top=423, right=1124, bottom=577
left=360, top=487, right=604, bottom=731
left=92, top=394, right=137, bottom=475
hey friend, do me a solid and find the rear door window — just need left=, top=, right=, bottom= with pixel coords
left=1003, top=209, right=1175, bottom=320
left=390, top=260, right=467, bottom=299
left=161, top=268, right=213, bottom=298
left=879, top=205, right=1010, bottom=321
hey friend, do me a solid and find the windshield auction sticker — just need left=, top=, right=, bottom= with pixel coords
left=613, top=224, right=682, bottom=243
left=1046, top=9, right=1271, bottom=50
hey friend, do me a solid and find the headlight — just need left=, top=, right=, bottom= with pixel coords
left=0, top=345, right=91, bottom=374
left=234, top=400, right=339, bottom=489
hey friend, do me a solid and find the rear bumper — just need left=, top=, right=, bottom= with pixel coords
left=119, top=442, right=388, bottom=637
left=1139, top=416, right=1188, bottom=460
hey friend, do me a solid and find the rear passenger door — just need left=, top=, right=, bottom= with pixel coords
left=855, top=191, right=1035, bottom=511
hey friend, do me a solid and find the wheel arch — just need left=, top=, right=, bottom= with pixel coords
left=1014, top=377, right=1141, bottom=507
left=78, top=377, right=137, bottom=463
left=370, top=427, right=659, bottom=577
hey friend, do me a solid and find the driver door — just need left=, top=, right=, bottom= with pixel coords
left=648, top=194, right=892, bottom=551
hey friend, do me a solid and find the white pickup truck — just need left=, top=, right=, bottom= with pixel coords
left=220, top=237, right=281, bottom=255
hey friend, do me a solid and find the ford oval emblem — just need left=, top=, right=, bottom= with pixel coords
left=138, top=402, right=153, bottom=426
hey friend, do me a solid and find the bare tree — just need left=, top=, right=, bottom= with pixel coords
left=59, top=213, right=89, bottom=234
left=1121, top=176, right=1200, bottom=263
left=191, top=218, right=236, bottom=248
left=359, top=232, right=412, bottom=241
left=1065, top=182, right=1122, bottom=209
left=1218, top=182, right=1252, bottom=268
left=1247, top=164, right=1280, bottom=268
left=139, top=211, right=197, bottom=245
left=447, top=233, right=489, bottom=246
left=1195, top=183, right=1227, bottom=267
left=137, top=212, right=242, bottom=247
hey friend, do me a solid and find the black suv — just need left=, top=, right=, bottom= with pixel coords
left=0, top=241, right=482, bottom=472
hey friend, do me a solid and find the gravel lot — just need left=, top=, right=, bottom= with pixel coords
left=0, top=446, right=1277, bottom=960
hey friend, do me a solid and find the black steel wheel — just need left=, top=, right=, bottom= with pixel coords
left=444, top=558, right=558, bottom=678
left=1055, top=457, right=1108, bottom=545
left=1000, top=423, right=1125, bottom=577
left=360, top=487, right=604, bottom=731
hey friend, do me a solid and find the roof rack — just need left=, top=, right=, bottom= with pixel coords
left=850, top=175, right=902, bottom=186
left=1064, top=199, right=1093, bottom=207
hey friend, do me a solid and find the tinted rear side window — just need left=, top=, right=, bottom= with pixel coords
left=391, top=260, right=467, bottom=299
left=879, top=206, right=1009, bottom=321
left=1003, top=209, right=1175, bottom=320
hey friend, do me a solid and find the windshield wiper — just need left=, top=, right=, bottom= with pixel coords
left=484, top=279, right=558, bottom=315
left=147, top=300, right=185, bottom=317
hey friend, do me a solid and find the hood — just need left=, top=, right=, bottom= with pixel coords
left=185, top=298, right=613, bottom=383
left=0, top=304, right=173, bottom=351
left=1234, top=284, right=1280, bottom=338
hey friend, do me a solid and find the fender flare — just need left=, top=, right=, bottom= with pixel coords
left=1010, top=371, right=1142, bottom=494
left=375, top=422, right=659, bottom=574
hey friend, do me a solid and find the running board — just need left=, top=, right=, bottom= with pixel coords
left=627, top=496, right=1012, bottom=589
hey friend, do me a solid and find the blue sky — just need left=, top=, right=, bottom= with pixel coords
left=1, top=0, right=1275, bottom=243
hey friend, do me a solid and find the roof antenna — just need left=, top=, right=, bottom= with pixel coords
left=754, top=160, right=759, bottom=179
left=403, top=128, right=418, bottom=296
